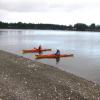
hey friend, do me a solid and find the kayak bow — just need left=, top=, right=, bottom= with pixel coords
left=35, top=54, right=74, bottom=59
left=22, top=48, right=52, bottom=53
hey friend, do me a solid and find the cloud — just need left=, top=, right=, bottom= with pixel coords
left=0, top=0, right=49, bottom=12
left=0, top=0, right=99, bottom=13
left=0, top=0, right=100, bottom=25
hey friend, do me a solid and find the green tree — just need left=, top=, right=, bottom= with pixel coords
left=74, top=23, right=88, bottom=31
left=89, top=23, right=95, bottom=31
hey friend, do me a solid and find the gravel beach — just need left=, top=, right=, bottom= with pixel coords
left=0, top=50, right=100, bottom=100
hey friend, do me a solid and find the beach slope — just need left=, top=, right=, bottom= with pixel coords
left=0, top=50, right=100, bottom=100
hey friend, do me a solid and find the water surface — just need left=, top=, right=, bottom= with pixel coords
left=0, top=29, right=100, bottom=84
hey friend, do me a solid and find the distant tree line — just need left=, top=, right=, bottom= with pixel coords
left=0, top=21, right=100, bottom=31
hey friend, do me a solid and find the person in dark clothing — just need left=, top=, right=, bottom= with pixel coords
left=55, top=49, right=60, bottom=55
left=38, top=45, right=42, bottom=54
left=38, top=45, right=41, bottom=50
left=55, top=49, right=60, bottom=63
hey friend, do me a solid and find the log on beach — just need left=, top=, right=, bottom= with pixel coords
left=0, top=50, right=100, bottom=100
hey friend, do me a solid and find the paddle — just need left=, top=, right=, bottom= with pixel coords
left=17, top=50, right=23, bottom=54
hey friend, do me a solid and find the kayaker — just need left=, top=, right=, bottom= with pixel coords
left=39, top=45, right=41, bottom=50
left=38, top=45, right=42, bottom=54
left=55, top=49, right=60, bottom=55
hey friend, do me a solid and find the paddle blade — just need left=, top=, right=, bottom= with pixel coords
left=33, top=55, right=37, bottom=59
left=17, top=50, right=24, bottom=54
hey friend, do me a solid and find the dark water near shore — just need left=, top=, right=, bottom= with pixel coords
left=0, top=29, right=100, bottom=84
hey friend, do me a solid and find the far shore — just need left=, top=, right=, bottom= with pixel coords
left=1, top=28, right=100, bottom=32
left=1, top=21, right=100, bottom=32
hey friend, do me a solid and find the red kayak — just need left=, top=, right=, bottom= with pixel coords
left=22, top=48, right=52, bottom=53
left=35, top=54, right=74, bottom=59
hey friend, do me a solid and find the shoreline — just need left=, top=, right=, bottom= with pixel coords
left=1, top=28, right=100, bottom=32
left=0, top=50, right=100, bottom=100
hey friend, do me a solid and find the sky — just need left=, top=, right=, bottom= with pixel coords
left=0, top=0, right=100, bottom=25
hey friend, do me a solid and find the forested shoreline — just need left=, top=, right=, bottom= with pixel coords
left=0, top=21, right=100, bottom=31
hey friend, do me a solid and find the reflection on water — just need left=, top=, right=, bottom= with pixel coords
left=56, top=57, right=60, bottom=63
left=0, top=29, right=100, bottom=84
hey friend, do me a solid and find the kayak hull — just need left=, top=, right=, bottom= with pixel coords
left=22, top=49, right=52, bottom=53
left=35, top=54, right=74, bottom=59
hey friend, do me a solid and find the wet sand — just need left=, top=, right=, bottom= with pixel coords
left=0, top=50, right=100, bottom=100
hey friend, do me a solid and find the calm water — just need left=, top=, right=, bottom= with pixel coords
left=0, top=29, right=100, bottom=84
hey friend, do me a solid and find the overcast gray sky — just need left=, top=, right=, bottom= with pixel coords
left=0, top=0, right=100, bottom=25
